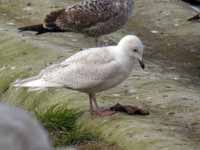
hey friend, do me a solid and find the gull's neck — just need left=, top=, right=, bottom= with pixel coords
left=112, top=45, right=134, bottom=70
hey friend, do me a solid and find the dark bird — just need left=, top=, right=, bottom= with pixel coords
left=182, top=0, right=200, bottom=22
left=18, top=0, right=134, bottom=44
left=188, top=12, right=200, bottom=22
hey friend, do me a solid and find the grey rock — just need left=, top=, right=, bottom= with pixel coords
left=0, top=103, right=51, bottom=150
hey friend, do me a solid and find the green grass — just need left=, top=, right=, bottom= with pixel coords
left=35, top=104, right=99, bottom=146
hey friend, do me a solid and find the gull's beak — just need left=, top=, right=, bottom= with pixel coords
left=138, top=59, right=145, bottom=70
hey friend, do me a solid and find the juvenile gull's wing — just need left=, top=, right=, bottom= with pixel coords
left=37, top=47, right=114, bottom=79
left=61, top=47, right=114, bottom=66
left=43, top=60, right=120, bottom=91
left=39, top=47, right=121, bottom=91
left=18, top=0, right=133, bottom=35
left=44, top=0, right=121, bottom=31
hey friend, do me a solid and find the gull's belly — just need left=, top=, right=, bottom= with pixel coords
left=85, top=71, right=130, bottom=93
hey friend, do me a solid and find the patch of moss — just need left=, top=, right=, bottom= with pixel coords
left=0, top=31, right=66, bottom=98
left=35, top=104, right=99, bottom=146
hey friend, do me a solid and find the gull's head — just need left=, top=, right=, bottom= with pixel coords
left=118, top=35, right=145, bottom=69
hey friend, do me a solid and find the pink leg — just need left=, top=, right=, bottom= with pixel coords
left=89, top=93, right=116, bottom=117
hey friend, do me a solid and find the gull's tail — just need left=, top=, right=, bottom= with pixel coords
left=18, top=24, right=65, bottom=35
left=18, top=9, right=67, bottom=35
left=18, top=24, right=50, bottom=35
left=14, top=75, right=47, bottom=88
left=14, top=75, right=63, bottom=91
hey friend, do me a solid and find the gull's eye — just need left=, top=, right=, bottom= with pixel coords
left=133, top=49, right=138, bottom=52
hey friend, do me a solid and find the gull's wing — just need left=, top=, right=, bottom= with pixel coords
left=38, top=46, right=114, bottom=77
left=43, top=60, right=120, bottom=91
left=13, top=46, right=121, bottom=91
left=44, top=0, right=120, bottom=31
left=39, top=47, right=121, bottom=90
left=61, top=46, right=114, bottom=66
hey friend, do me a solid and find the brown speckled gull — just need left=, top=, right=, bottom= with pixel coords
left=14, top=35, right=145, bottom=117
left=19, top=0, right=134, bottom=38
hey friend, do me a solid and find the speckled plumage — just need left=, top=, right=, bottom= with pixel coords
left=19, top=0, right=134, bottom=37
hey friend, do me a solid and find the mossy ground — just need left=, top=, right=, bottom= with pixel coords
left=35, top=104, right=99, bottom=147
left=0, top=0, right=200, bottom=150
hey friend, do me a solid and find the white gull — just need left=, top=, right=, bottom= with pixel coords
left=14, top=35, right=145, bottom=116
